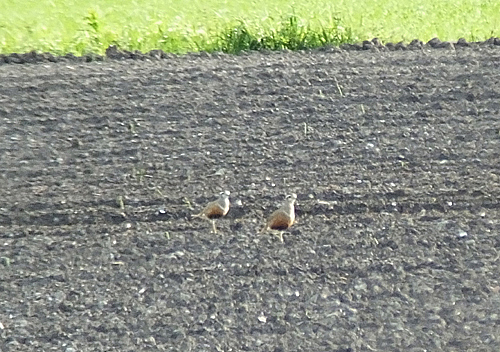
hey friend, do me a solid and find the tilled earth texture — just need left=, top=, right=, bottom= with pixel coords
left=1, top=43, right=500, bottom=352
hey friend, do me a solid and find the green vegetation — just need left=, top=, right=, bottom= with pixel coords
left=0, top=0, right=499, bottom=55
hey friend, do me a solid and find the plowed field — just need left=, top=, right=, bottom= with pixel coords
left=1, top=45, right=500, bottom=351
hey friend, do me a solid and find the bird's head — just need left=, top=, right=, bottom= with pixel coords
left=285, top=193, right=297, bottom=204
left=220, top=190, right=230, bottom=199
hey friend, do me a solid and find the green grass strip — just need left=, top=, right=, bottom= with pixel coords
left=0, top=0, right=499, bottom=55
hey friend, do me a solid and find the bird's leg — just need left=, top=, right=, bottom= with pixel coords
left=212, top=219, right=217, bottom=234
left=272, top=231, right=284, bottom=242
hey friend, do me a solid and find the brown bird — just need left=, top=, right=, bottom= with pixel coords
left=261, top=193, right=297, bottom=242
left=192, top=190, right=230, bottom=233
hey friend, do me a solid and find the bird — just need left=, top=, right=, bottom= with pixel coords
left=261, top=193, right=297, bottom=242
left=192, top=190, right=230, bottom=233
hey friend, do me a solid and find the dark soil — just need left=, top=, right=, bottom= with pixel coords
left=1, top=44, right=500, bottom=351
